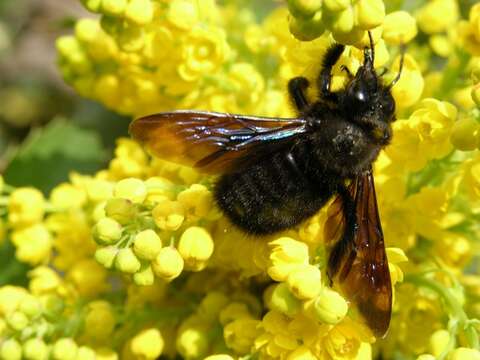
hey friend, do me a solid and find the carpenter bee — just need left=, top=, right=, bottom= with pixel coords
left=129, top=33, right=404, bottom=338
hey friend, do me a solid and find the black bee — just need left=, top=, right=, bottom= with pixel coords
left=129, top=33, right=404, bottom=338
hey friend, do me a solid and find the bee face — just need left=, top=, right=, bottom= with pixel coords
left=341, top=59, right=396, bottom=145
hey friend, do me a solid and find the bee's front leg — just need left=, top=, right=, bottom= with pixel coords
left=318, top=44, right=345, bottom=103
left=288, top=76, right=310, bottom=112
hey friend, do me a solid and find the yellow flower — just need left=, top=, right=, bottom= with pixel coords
left=8, top=187, right=45, bottom=227
left=152, top=199, right=185, bottom=231
left=268, top=237, right=309, bottom=282
left=50, top=183, right=87, bottom=209
left=52, top=338, right=78, bottom=360
left=178, top=26, right=229, bottom=82
left=382, top=11, right=417, bottom=45
left=152, top=247, right=184, bottom=281
left=82, top=300, right=116, bottom=344
left=177, top=184, right=214, bottom=220
left=11, top=224, right=52, bottom=265
left=286, top=264, right=322, bottom=300
left=176, top=323, right=209, bottom=359
left=28, top=267, right=62, bottom=296
left=450, top=115, right=480, bottom=151
left=114, top=178, right=147, bottom=204
left=0, top=339, right=22, bottom=360
left=416, top=0, right=459, bottom=34
left=177, top=226, right=214, bottom=271
left=428, top=329, right=450, bottom=357
left=456, top=4, right=480, bottom=55
left=224, top=318, right=262, bottom=354
left=133, top=229, right=162, bottom=261
left=130, top=328, right=164, bottom=359
left=307, top=287, right=348, bottom=325
left=67, top=259, right=108, bottom=297
left=450, top=348, right=480, bottom=360
left=23, top=338, right=49, bottom=360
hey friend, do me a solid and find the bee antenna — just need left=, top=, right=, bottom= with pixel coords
left=363, top=31, right=375, bottom=69
left=388, top=44, right=406, bottom=88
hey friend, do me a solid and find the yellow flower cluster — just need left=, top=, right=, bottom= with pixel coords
left=0, top=1, right=479, bottom=359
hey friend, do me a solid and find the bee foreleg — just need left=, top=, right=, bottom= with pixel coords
left=318, top=44, right=345, bottom=103
left=288, top=77, right=310, bottom=112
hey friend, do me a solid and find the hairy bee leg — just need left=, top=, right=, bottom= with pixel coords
left=327, top=184, right=357, bottom=283
left=288, top=77, right=310, bottom=112
left=318, top=44, right=345, bottom=103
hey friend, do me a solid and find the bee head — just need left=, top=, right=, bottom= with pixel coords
left=340, top=33, right=403, bottom=145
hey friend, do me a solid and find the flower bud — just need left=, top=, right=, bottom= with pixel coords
left=80, top=0, right=102, bottom=12
left=41, top=294, right=65, bottom=318
left=323, top=0, right=349, bottom=12
left=152, top=199, right=185, bottom=231
left=19, top=295, right=42, bottom=318
left=289, top=11, right=325, bottom=41
left=224, top=318, right=262, bottom=354
left=176, top=326, right=209, bottom=359
left=105, top=198, right=137, bottom=225
left=287, top=0, right=322, bottom=19
left=52, top=338, right=78, bottom=360
left=0, top=339, right=22, bottom=360
left=204, top=356, right=234, bottom=360
left=268, top=237, right=309, bottom=282
left=311, top=288, right=348, bottom=324
left=178, top=227, right=214, bottom=271
left=429, top=329, right=450, bottom=357
left=23, top=338, right=48, bottom=360
left=131, top=328, right=164, bottom=359
left=94, top=246, right=118, bottom=269
left=286, top=264, right=322, bottom=300
left=115, top=248, right=141, bottom=273
left=152, top=247, right=184, bottom=280
left=8, top=187, right=45, bottom=227
left=93, top=218, right=123, bottom=245
left=125, top=0, right=154, bottom=25
left=133, top=230, right=162, bottom=261
left=450, top=348, right=480, bottom=360
left=355, top=0, right=385, bottom=29
left=101, top=0, right=127, bottom=16
left=114, top=178, right=147, bottom=204
left=450, top=116, right=479, bottom=151
left=6, top=311, right=29, bottom=331
left=416, top=355, right=435, bottom=360
left=76, top=347, right=96, bottom=360
left=270, top=283, right=302, bottom=316
left=133, top=265, right=155, bottom=286
left=383, top=11, right=417, bottom=45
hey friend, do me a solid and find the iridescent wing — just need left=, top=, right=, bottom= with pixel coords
left=129, top=111, right=308, bottom=174
left=326, top=168, right=392, bottom=338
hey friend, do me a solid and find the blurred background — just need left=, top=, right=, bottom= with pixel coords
left=0, top=0, right=132, bottom=286
left=0, top=0, right=130, bottom=193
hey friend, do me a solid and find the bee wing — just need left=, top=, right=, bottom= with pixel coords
left=129, top=110, right=308, bottom=174
left=326, top=168, right=392, bottom=338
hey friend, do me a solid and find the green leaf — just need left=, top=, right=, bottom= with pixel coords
left=4, top=118, right=107, bottom=193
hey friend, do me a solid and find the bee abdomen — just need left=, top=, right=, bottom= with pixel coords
left=214, top=151, right=335, bottom=235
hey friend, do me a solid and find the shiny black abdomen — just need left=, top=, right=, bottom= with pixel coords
left=214, top=141, right=339, bottom=235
